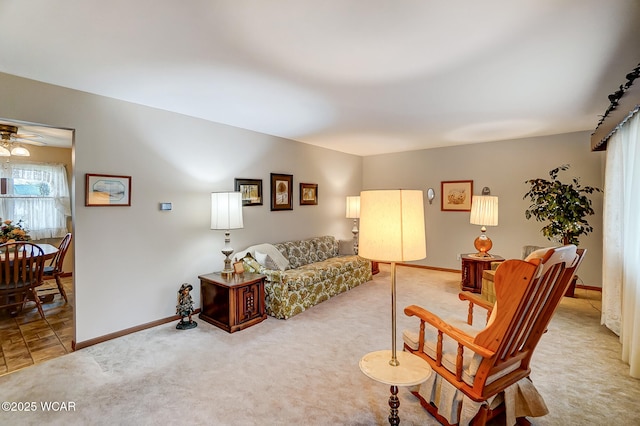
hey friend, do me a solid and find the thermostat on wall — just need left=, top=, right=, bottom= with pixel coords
left=159, top=202, right=172, bottom=211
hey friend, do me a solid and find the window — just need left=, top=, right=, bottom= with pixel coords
left=0, top=162, right=71, bottom=240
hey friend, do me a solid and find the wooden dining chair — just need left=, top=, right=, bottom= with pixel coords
left=0, top=242, right=47, bottom=318
left=403, top=245, right=585, bottom=425
left=42, top=233, right=72, bottom=303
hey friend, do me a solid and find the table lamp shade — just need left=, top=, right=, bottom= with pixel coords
left=358, top=190, right=426, bottom=262
left=345, top=196, right=361, bottom=219
left=469, top=195, right=499, bottom=226
left=211, top=192, right=244, bottom=230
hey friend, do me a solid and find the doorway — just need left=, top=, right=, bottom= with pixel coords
left=0, top=118, right=74, bottom=375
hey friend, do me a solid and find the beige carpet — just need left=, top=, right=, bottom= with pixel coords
left=0, top=264, right=638, bottom=425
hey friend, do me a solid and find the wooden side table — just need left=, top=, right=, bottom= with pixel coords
left=198, top=272, right=267, bottom=333
left=461, top=254, right=504, bottom=293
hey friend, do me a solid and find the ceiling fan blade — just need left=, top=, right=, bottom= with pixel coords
left=14, top=133, right=43, bottom=140
left=14, top=138, right=47, bottom=146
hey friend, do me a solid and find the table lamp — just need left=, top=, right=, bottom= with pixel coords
left=469, top=194, right=499, bottom=258
left=211, top=192, right=243, bottom=278
left=345, top=195, right=360, bottom=254
left=358, top=189, right=430, bottom=424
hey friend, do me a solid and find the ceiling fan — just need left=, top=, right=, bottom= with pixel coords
left=0, top=124, right=46, bottom=157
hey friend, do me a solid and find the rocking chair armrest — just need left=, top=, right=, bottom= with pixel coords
left=458, top=291, right=493, bottom=312
left=404, top=305, right=495, bottom=358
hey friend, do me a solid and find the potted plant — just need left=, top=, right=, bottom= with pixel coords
left=523, top=164, right=601, bottom=296
left=523, top=164, right=601, bottom=245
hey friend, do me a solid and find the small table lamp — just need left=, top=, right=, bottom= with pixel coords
left=358, top=189, right=431, bottom=425
left=345, top=195, right=360, bottom=254
left=211, top=192, right=244, bottom=278
left=469, top=195, right=499, bottom=258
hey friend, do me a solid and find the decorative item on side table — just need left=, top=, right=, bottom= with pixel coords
left=211, top=192, right=244, bottom=279
left=358, top=190, right=432, bottom=426
left=0, top=218, right=31, bottom=243
left=176, top=283, right=197, bottom=330
left=469, top=188, right=499, bottom=258
left=270, top=173, right=293, bottom=211
left=345, top=195, right=360, bottom=254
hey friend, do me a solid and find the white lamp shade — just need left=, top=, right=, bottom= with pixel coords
left=10, top=145, right=30, bottom=156
left=470, top=195, right=499, bottom=226
left=358, top=190, right=426, bottom=262
left=345, top=195, right=360, bottom=219
left=0, top=146, right=10, bottom=157
left=210, top=192, right=244, bottom=230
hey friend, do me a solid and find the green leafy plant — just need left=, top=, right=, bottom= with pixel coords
left=523, top=164, right=601, bottom=245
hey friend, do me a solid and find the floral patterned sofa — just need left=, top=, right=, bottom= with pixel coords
left=238, top=236, right=372, bottom=319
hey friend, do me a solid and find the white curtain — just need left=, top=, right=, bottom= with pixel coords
left=602, top=110, right=640, bottom=378
left=0, top=162, right=71, bottom=240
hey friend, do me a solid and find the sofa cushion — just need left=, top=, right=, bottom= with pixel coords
left=313, top=236, right=338, bottom=261
left=283, top=240, right=313, bottom=268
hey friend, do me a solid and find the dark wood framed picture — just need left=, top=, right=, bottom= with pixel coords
left=85, top=173, right=131, bottom=206
left=300, top=183, right=318, bottom=205
left=235, top=178, right=263, bottom=206
left=441, top=180, right=473, bottom=211
left=270, top=173, right=293, bottom=211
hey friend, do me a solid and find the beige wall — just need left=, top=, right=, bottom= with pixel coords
left=363, top=132, right=605, bottom=287
left=1, top=72, right=363, bottom=344
left=1, top=70, right=605, bottom=345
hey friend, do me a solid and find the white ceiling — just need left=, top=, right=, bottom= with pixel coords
left=1, top=1, right=639, bottom=156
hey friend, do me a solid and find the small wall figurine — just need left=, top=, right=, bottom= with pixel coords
left=176, top=283, right=197, bottom=330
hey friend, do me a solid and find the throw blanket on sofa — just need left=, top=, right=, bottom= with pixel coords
left=239, top=236, right=372, bottom=319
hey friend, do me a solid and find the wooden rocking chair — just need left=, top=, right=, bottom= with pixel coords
left=403, top=245, right=585, bottom=425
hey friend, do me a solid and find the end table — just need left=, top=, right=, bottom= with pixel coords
left=460, top=254, right=504, bottom=293
left=198, top=272, right=267, bottom=333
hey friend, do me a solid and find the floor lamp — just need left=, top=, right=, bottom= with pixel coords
left=211, top=192, right=244, bottom=279
left=357, top=189, right=431, bottom=425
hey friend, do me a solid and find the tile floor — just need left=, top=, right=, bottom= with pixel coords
left=0, top=277, right=73, bottom=376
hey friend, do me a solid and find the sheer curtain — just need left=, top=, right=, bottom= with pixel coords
left=0, top=162, right=71, bottom=240
left=602, top=110, right=640, bottom=378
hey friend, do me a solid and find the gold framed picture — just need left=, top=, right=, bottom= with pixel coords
left=300, top=183, right=318, bottom=205
left=441, top=180, right=473, bottom=211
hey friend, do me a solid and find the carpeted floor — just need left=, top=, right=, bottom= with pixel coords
left=0, top=264, right=638, bottom=425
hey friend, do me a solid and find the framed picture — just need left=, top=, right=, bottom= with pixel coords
left=441, top=180, right=473, bottom=211
left=235, top=178, right=263, bottom=206
left=85, top=174, right=131, bottom=207
left=270, top=173, right=293, bottom=211
left=233, top=260, right=245, bottom=275
left=300, top=183, right=318, bottom=205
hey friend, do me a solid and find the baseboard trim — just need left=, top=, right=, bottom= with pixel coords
left=575, top=284, right=602, bottom=292
left=393, top=262, right=461, bottom=274
left=73, top=308, right=201, bottom=350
